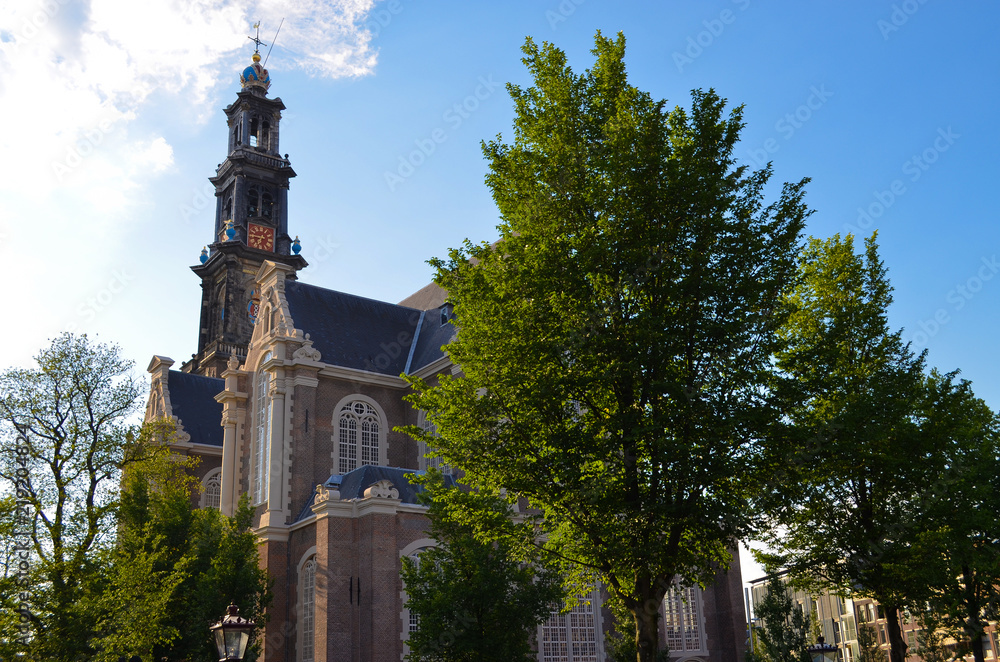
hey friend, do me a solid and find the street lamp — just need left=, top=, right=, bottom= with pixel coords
left=210, top=603, right=255, bottom=662
left=806, top=636, right=839, bottom=662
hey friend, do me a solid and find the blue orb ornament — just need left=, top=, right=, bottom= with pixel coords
left=225, top=221, right=236, bottom=240
left=200, top=246, right=209, bottom=264
left=292, top=236, right=301, bottom=254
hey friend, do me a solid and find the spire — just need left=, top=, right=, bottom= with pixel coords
left=240, top=22, right=271, bottom=94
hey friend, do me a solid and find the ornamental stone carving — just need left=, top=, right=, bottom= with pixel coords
left=363, top=479, right=398, bottom=500
left=315, top=484, right=340, bottom=503
left=292, top=334, right=322, bottom=362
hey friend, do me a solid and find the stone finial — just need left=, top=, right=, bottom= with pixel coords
left=315, top=484, right=340, bottom=503
left=227, top=355, right=240, bottom=371
left=363, top=479, right=399, bottom=500
left=292, top=335, right=322, bottom=362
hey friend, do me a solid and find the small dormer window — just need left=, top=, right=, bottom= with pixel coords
left=440, top=303, right=453, bottom=326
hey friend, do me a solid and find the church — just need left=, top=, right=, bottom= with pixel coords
left=143, top=49, right=748, bottom=662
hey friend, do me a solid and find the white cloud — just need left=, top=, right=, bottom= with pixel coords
left=0, top=0, right=378, bottom=203
left=256, top=0, right=377, bottom=78
left=0, top=0, right=378, bottom=369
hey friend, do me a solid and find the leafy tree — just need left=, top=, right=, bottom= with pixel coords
left=856, top=622, right=885, bottom=662
left=916, top=612, right=955, bottom=662
left=400, top=473, right=564, bottom=662
left=94, top=441, right=272, bottom=662
left=914, top=377, right=1000, bottom=662
left=749, top=575, right=810, bottom=662
left=761, top=234, right=946, bottom=662
left=0, top=334, right=146, bottom=661
left=404, top=32, right=811, bottom=662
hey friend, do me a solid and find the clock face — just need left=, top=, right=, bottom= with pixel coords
left=247, top=223, right=275, bottom=251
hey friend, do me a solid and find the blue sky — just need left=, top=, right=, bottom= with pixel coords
left=1, top=0, right=998, bottom=587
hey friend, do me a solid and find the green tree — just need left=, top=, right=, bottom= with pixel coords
left=916, top=612, right=954, bottom=662
left=856, top=623, right=885, bottom=662
left=405, top=33, right=811, bottom=662
left=749, top=576, right=810, bottom=662
left=914, top=377, right=1000, bottom=662
left=94, top=441, right=272, bottom=662
left=762, top=234, right=943, bottom=662
left=0, top=334, right=146, bottom=661
left=400, top=473, right=564, bottom=662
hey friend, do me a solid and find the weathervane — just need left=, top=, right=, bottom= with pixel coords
left=248, top=21, right=267, bottom=54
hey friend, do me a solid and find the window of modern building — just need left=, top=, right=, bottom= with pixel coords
left=251, top=352, right=272, bottom=505
left=663, top=582, right=706, bottom=654
left=300, top=556, right=316, bottom=662
left=539, top=587, right=601, bottom=662
left=337, top=399, right=382, bottom=474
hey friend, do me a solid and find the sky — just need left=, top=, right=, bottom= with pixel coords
left=1, top=0, right=998, bottom=593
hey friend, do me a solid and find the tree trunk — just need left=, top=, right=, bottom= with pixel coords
left=963, top=565, right=986, bottom=662
left=630, top=574, right=667, bottom=662
left=970, top=633, right=986, bottom=662
left=883, top=604, right=908, bottom=662
left=634, top=603, right=660, bottom=662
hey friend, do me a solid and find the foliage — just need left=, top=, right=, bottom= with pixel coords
left=914, top=378, right=1000, bottom=662
left=93, top=444, right=272, bottom=662
left=400, top=472, right=564, bottom=662
left=0, top=333, right=145, bottom=661
left=404, top=31, right=810, bottom=662
left=748, top=576, right=810, bottom=662
left=761, top=234, right=947, bottom=662
left=856, top=622, right=885, bottom=662
left=916, top=612, right=956, bottom=662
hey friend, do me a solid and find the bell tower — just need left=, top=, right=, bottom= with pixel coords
left=184, top=48, right=307, bottom=377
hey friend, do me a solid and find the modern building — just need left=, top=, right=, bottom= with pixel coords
left=748, top=572, right=999, bottom=661
left=143, top=48, right=749, bottom=662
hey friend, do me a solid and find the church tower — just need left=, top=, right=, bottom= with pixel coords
left=184, top=49, right=307, bottom=377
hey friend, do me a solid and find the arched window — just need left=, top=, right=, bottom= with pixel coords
left=261, top=190, right=273, bottom=219
left=247, top=184, right=260, bottom=218
left=249, top=117, right=259, bottom=147
left=251, top=352, right=273, bottom=505
left=337, top=400, right=382, bottom=474
left=663, top=582, right=706, bottom=654
left=260, top=120, right=270, bottom=150
left=300, top=557, right=316, bottom=662
left=539, top=586, right=602, bottom=662
left=417, top=411, right=449, bottom=474
left=201, top=469, right=222, bottom=510
left=400, top=539, right=436, bottom=657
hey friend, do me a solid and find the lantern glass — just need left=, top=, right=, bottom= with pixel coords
left=211, top=604, right=254, bottom=661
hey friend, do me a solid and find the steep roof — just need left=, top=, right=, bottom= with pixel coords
left=397, top=281, right=448, bottom=310
left=283, top=280, right=454, bottom=375
left=166, top=371, right=224, bottom=446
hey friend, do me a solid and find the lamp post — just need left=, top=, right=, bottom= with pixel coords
left=210, top=603, right=255, bottom=662
left=806, top=635, right=839, bottom=662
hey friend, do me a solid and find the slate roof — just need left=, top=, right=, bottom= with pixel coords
left=293, top=466, right=457, bottom=522
left=397, top=281, right=448, bottom=310
left=166, top=371, right=224, bottom=446
left=284, top=280, right=454, bottom=375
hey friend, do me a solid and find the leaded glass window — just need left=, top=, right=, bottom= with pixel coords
left=338, top=400, right=380, bottom=474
